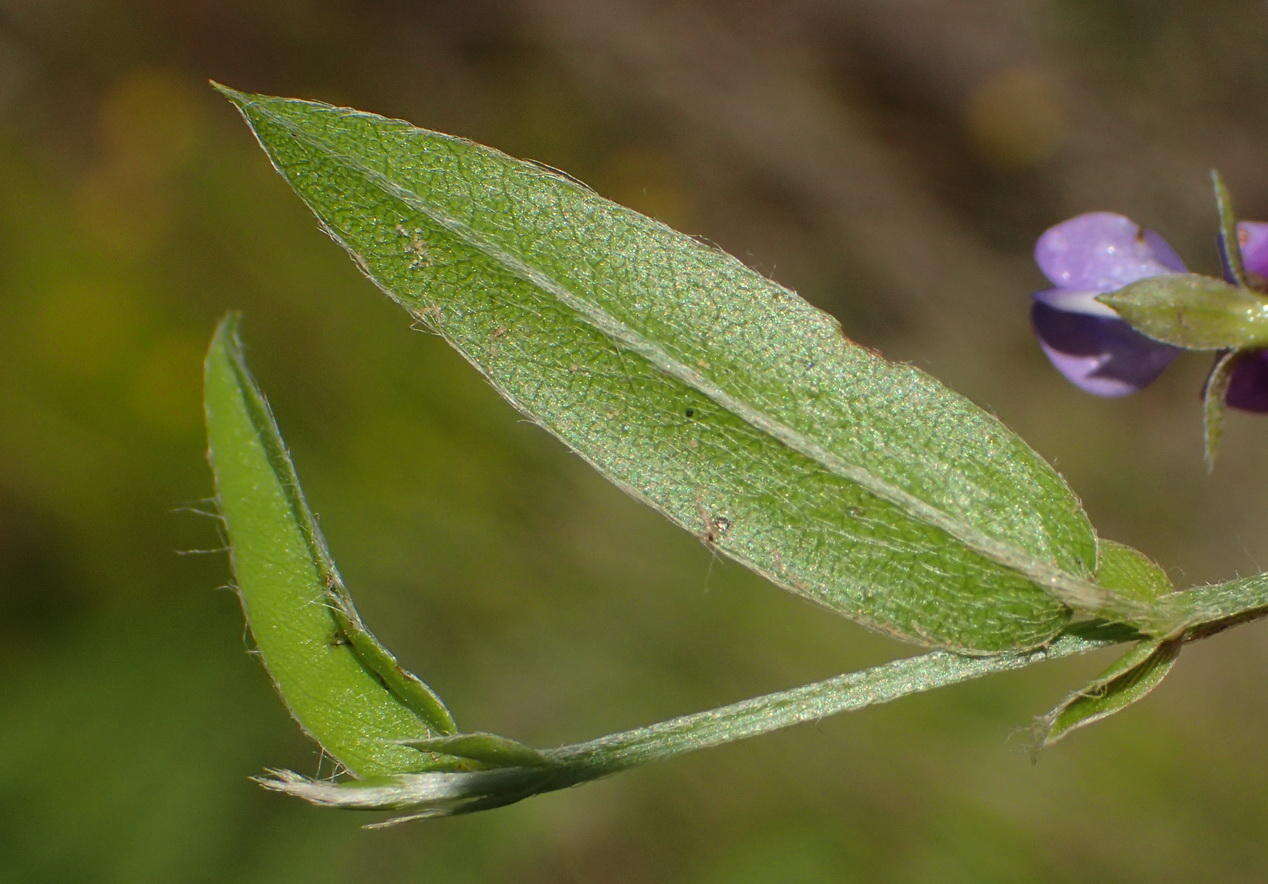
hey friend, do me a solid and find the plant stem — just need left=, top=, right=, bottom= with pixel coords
left=544, top=626, right=1122, bottom=775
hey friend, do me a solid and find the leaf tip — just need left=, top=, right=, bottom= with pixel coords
left=209, top=82, right=268, bottom=126
left=212, top=308, right=244, bottom=339
left=1093, top=291, right=1120, bottom=311
left=206, top=311, right=245, bottom=374
left=209, top=80, right=249, bottom=103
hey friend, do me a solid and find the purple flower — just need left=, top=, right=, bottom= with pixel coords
left=1031, top=212, right=1183, bottom=398
left=1030, top=213, right=1268, bottom=411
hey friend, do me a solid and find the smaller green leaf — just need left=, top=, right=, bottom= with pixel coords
left=1038, top=638, right=1181, bottom=747
left=1095, top=539, right=1172, bottom=603
left=1036, top=542, right=1178, bottom=746
left=1202, top=350, right=1241, bottom=472
left=402, top=732, right=556, bottom=768
left=1212, top=169, right=1249, bottom=289
left=204, top=314, right=455, bottom=778
left=1099, top=273, right=1268, bottom=350
left=1040, top=566, right=1268, bottom=747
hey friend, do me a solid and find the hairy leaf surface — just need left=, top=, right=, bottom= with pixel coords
left=218, top=85, right=1123, bottom=653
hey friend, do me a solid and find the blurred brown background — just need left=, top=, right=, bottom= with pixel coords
left=2, top=1, right=1267, bottom=880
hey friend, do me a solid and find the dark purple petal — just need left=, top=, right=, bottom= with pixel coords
left=1031, top=299, right=1179, bottom=397
left=1035, top=212, right=1186, bottom=292
left=1224, top=349, right=1268, bottom=412
left=1237, top=221, right=1268, bottom=280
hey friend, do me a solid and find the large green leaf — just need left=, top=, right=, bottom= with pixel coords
left=216, top=85, right=1148, bottom=653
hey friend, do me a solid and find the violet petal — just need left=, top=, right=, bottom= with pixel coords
left=1142, top=228, right=1186, bottom=274
left=1031, top=299, right=1179, bottom=397
left=1224, top=349, right=1268, bottom=412
left=1237, top=221, right=1268, bottom=280
left=1035, top=212, right=1186, bottom=291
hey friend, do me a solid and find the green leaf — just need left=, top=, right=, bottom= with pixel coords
left=1038, top=637, right=1181, bottom=747
left=1202, top=350, right=1240, bottom=471
left=204, top=314, right=455, bottom=778
left=1038, top=538, right=1179, bottom=747
left=1038, top=533, right=1257, bottom=748
left=216, top=84, right=1159, bottom=653
left=1098, top=273, right=1268, bottom=350
left=1094, top=539, right=1171, bottom=603
left=1212, top=169, right=1249, bottom=289
left=403, top=732, right=556, bottom=768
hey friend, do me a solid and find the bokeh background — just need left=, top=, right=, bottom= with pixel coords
left=3, top=1, right=1268, bottom=880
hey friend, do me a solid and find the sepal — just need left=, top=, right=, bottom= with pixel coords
left=1098, top=273, right=1268, bottom=350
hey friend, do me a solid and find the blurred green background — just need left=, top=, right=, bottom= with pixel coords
left=3, top=1, right=1267, bottom=880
